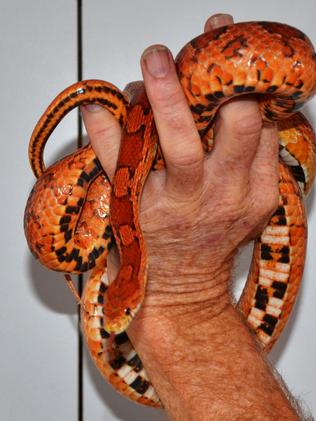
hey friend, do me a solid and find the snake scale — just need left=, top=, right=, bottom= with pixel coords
left=24, top=21, right=316, bottom=407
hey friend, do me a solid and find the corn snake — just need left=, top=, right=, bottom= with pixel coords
left=24, top=21, right=316, bottom=407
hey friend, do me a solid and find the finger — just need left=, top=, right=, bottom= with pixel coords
left=211, top=97, right=263, bottom=186
left=141, top=45, right=204, bottom=194
left=250, top=123, right=279, bottom=208
left=81, top=104, right=121, bottom=181
left=204, top=13, right=234, bottom=32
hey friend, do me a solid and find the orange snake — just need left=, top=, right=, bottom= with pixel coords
left=24, top=21, right=316, bottom=407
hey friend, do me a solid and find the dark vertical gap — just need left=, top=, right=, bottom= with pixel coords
left=77, top=1, right=84, bottom=421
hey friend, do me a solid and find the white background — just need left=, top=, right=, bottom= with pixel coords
left=1, top=1, right=315, bottom=420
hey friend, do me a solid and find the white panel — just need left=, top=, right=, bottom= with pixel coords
left=83, top=1, right=316, bottom=419
left=0, top=2, right=78, bottom=420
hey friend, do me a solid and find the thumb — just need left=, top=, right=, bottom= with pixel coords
left=81, top=104, right=122, bottom=181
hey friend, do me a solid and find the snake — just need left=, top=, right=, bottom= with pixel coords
left=24, top=21, right=316, bottom=407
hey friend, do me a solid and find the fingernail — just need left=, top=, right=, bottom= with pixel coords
left=81, top=103, right=103, bottom=112
left=206, top=13, right=234, bottom=30
left=142, top=45, right=171, bottom=78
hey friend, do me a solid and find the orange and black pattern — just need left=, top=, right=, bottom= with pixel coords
left=24, top=21, right=316, bottom=406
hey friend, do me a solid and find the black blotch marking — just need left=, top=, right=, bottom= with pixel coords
left=272, top=281, right=287, bottom=299
left=90, top=247, right=100, bottom=260
left=278, top=246, right=290, bottom=264
left=274, top=206, right=285, bottom=216
left=207, top=63, right=216, bottom=73
left=213, top=91, right=225, bottom=99
left=257, top=70, right=262, bottom=81
left=80, top=171, right=90, bottom=183
left=65, top=248, right=79, bottom=263
left=89, top=163, right=102, bottom=179
left=64, top=229, right=72, bottom=243
left=77, top=177, right=84, bottom=187
left=261, top=244, right=273, bottom=260
left=71, top=248, right=80, bottom=260
left=289, top=165, right=306, bottom=183
left=266, top=85, right=278, bottom=93
left=197, top=115, right=212, bottom=124
left=80, top=262, right=89, bottom=272
left=128, top=354, right=143, bottom=372
left=259, top=322, right=275, bottom=336
left=70, top=91, right=81, bottom=98
left=212, top=25, right=229, bottom=40
left=77, top=197, right=84, bottom=207
left=100, top=328, right=110, bottom=339
left=98, top=246, right=105, bottom=256
left=276, top=216, right=287, bottom=226
left=129, top=376, right=150, bottom=394
left=284, top=43, right=295, bottom=58
left=190, top=104, right=205, bottom=115
left=234, top=85, right=245, bottom=94
left=294, top=76, right=306, bottom=90
left=291, top=89, right=303, bottom=98
left=107, top=241, right=114, bottom=252
left=263, top=314, right=278, bottom=326
left=56, top=246, right=67, bottom=256
left=74, top=256, right=83, bottom=271
left=60, top=215, right=71, bottom=224
left=60, top=224, right=68, bottom=232
left=99, top=283, right=107, bottom=293
left=110, top=355, right=126, bottom=370
left=243, top=86, right=256, bottom=93
left=222, top=35, right=248, bottom=54
left=65, top=205, right=80, bottom=215
left=88, top=260, right=96, bottom=271
left=264, top=108, right=278, bottom=120
left=103, top=225, right=113, bottom=239
left=255, top=301, right=267, bottom=311
left=98, top=98, right=118, bottom=110
left=205, top=93, right=221, bottom=103
left=115, top=332, right=129, bottom=345
left=255, top=286, right=269, bottom=311
left=258, top=22, right=307, bottom=41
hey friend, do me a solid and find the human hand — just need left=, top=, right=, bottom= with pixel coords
left=81, top=13, right=279, bottom=326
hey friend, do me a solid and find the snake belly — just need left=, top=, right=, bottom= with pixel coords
left=24, top=21, right=316, bottom=407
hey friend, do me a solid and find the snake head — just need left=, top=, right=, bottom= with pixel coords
left=104, top=304, right=142, bottom=334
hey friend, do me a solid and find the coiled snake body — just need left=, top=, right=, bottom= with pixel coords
left=24, top=22, right=316, bottom=407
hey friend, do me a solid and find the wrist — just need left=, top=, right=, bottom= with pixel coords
left=127, top=304, right=299, bottom=421
left=145, top=253, right=233, bottom=309
left=108, top=245, right=234, bottom=317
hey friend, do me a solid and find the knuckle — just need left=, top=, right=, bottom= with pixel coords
left=89, top=121, right=121, bottom=144
left=232, top=114, right=263, bottom=140
left=151, top=79, right=191, bottom=120
left=265, top=193, right=279, bottom=216
left=220, top=100, right=262, bottom=140
left=172, top=154, right=204, bottom=170
left=153, top=78, right=183, bottom=108
left=153, top=84, right=191, bottom=127
left=252, top=189, right=279, bottom=220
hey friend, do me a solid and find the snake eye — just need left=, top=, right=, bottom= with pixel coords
left=124, top=307, right=131, bottom=316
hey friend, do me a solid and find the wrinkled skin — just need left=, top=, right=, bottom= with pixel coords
left=81, top=13, right=279, bottom=323
left=79, top=14, right=307, bottom=420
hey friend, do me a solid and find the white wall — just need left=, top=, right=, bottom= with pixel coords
left=1, top=1, right=315, bottom=420
left=0, top=1, right=78, bottom=420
